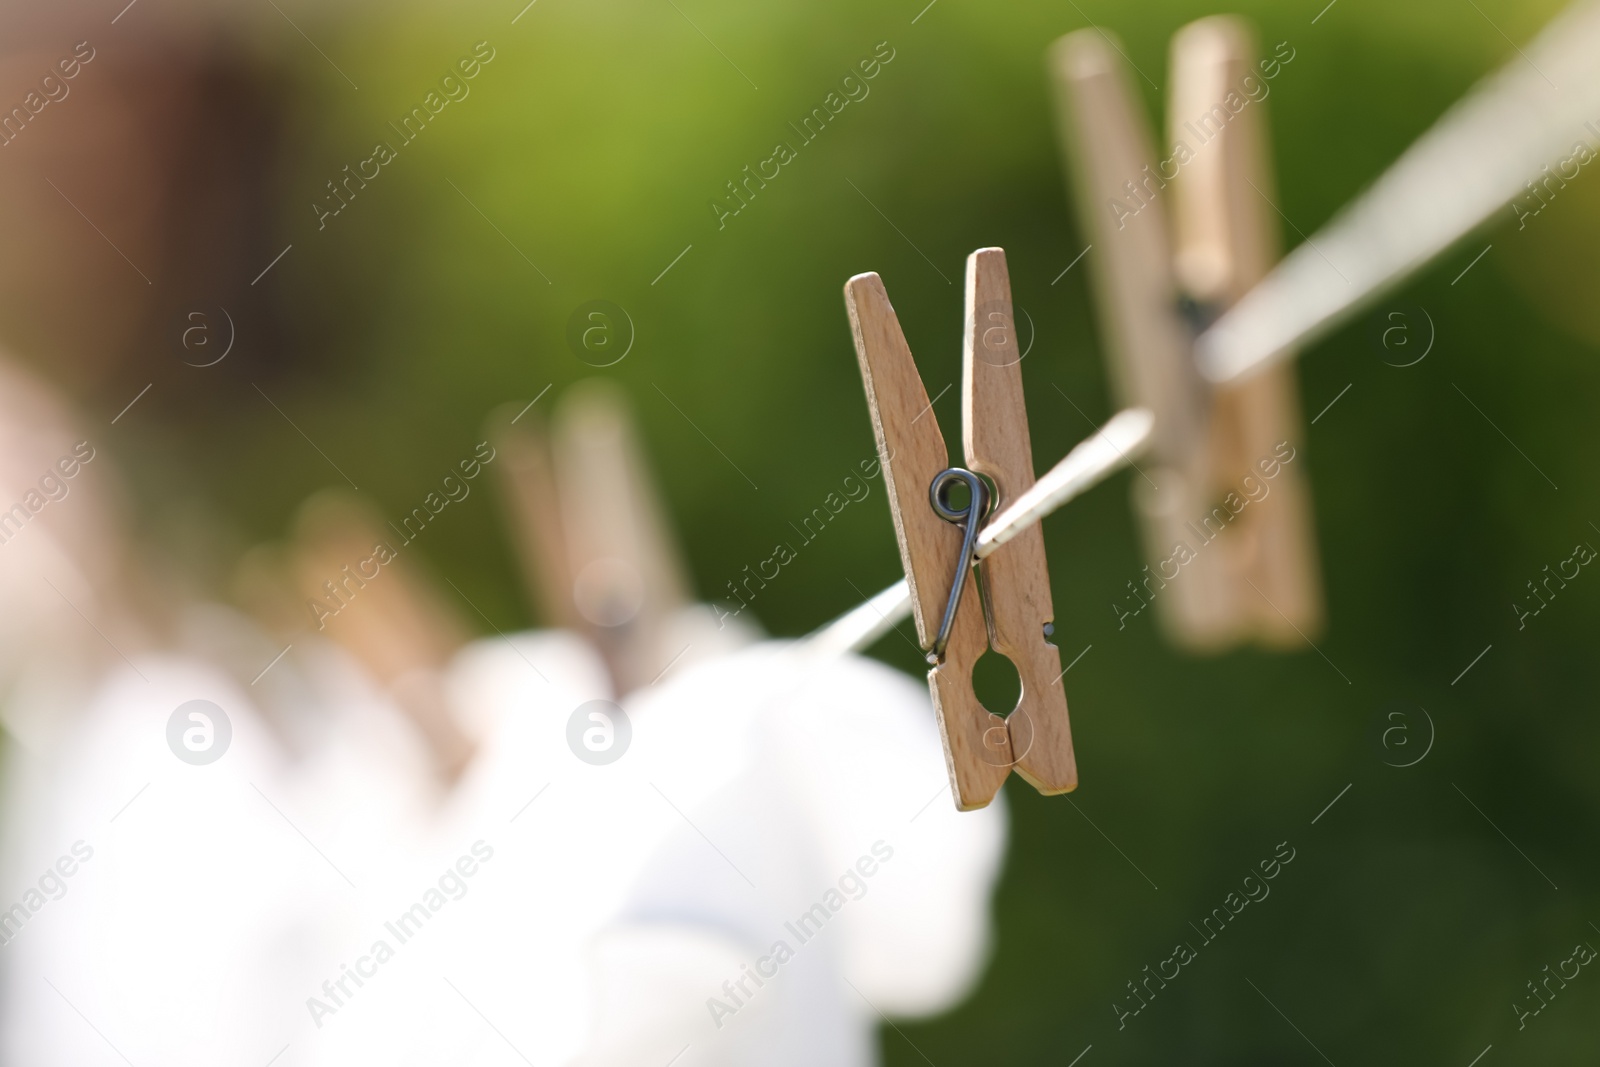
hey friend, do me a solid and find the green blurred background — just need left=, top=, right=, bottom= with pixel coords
left=81, top=0, right=1600, bottom=1060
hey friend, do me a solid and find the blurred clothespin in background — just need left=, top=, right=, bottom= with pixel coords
left=487, top=398, right=581, bottom=635
left=1049, top=18, right=1323, bottom=652
left=490, top=381, right=744, bottom=697
left=845, top=248, right=1076, bottom=811
left=289, top=491, right=477, bottom=782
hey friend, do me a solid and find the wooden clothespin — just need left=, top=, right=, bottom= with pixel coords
left=290, top=490, right=477, bottom=782
left=490, top=381, right=697, bottom=695
left=488, top=404, right=583, bottom=635
left=845, top=248, right=1076, bottom=812
left=1049, top=18, right=1323, bottom=652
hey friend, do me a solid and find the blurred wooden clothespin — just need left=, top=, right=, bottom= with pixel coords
left=489, top=381, right=698, bottom=695
left=289, top=491, right=477, bottom=782
left=845, top=248, right=1076, bottom=812
left=1049, top=18, right=1323, bottom=652
left=488, top=403, right=581, bottom=635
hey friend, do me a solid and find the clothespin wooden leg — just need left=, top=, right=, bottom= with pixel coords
left=551, top=381, right=696, bottom=695
left=1168, top=16, right=1324, bottom=645
left=845, top=274, right=1012, bottom=811
left=963, top=249, right=1077, bottom=794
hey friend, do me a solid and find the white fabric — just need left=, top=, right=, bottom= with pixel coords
left=572, top=643, right=1007, bottom=1065
left=0, top=627, right=1006, bottom=1067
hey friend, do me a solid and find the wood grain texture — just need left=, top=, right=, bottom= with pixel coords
left=844, top=273, right=956, bottom=642
left=845, top=272, right=1011, bottom=810
left=931, top=587, right=1011, bottom=811
left=1169, top=16, right=1324, bottom=646
left=962, top=248, right=1077, bottom=794
left=1050, top=29, right=1241, bottom=650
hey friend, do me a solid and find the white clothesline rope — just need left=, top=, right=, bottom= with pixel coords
left=1196, top=0, right=1600, bottom=384
left=808, top=407, right=1154, bottom=656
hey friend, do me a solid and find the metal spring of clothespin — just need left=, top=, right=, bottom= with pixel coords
left=926, top=467, right=989, bottom=665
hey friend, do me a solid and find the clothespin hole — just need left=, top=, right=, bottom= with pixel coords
left=937, top=476, right=973, bottom=514
left=1176, top=293, right=1224, bottom=337
left=970, top=647, right=1022, bottom=717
